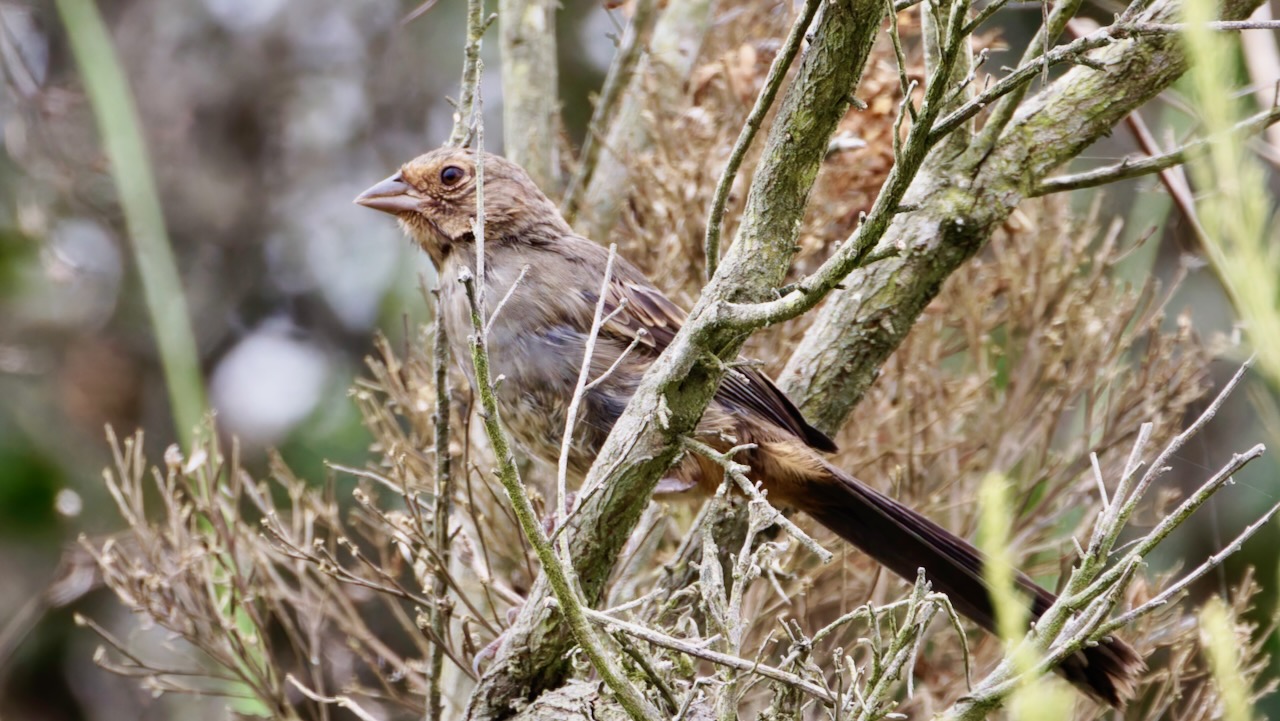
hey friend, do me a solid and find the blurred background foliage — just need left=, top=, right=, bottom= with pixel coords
left=0, top=1, right=611, bottom=717
left=0, top=0, right=1278, bottom=719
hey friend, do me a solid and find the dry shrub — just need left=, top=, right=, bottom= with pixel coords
left=81, top=1, right=1275, bottom=719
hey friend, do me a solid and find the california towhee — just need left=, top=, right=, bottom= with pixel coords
left=356, top=147, right=1142, bottom=706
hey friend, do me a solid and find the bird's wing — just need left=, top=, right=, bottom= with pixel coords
left=598, top=269, right=837, bottom=453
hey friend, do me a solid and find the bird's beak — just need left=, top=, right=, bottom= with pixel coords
left=354, top=173, right=421, bottom=215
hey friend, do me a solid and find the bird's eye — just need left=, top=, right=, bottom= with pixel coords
left=440, top=166, right=465, bottom=186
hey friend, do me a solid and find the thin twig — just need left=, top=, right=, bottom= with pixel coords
left=1033, top=105, right=1280, bottom=195
left=484, top=264, right=530, bottom=337
left=854, top=572, right=939, bottom=720
left=286, top=675, right=380, bottom=721
left=681, top=438, right=834, bottom=563
left=400, top=0, right=440, bottom=26
left=459, top=269, right=663, bottom=721
left=54, top=0, right=206, bottom=446
left=583, top=608, right=836, bottom=704
left=1070, top=443, right=1266, bottom=607
left=703, top=0, right=822, bottom=280
left=448, top=0, right=492, bottom=146
left=1096, top=360, right=1253, bottom=562
left=575, top=0, right=715, bottom=239
left=562, top=0, right=658, bottom=219
left=928, top=30, right=1116, bottom=144
left=1102, top=498, right=1280, bottom=633
left=557, top=246, right=620, bottom=555
left=963, top=0, right=1019, bottom=35
left=729, top=0, right=976, bottom=327
left=886, top=0, right=916, bottom=119
left=427, top=292, right=454, bottom=721
left=964, top=0, right=1088, bottom=158
left=584, top=326, right=645, bottom=391
left=472, top=79, right=488, bottom=312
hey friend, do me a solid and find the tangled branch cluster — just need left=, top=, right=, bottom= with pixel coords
left=78, top=0, right=1280, bottom=719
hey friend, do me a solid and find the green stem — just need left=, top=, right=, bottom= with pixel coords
left=55, top=0, right=206, bottom=448
left=459, top=272, right=663, bottom=721
left=451, top=0, right=493, bottom=146
left=427, top=300, right=453, bottom=721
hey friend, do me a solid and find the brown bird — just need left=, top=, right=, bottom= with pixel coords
left=356, top=147, right=1143, bottom=706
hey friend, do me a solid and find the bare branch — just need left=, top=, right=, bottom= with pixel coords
left=1102, top=498, right=1280, bottom=633
left=703, top=0, right=822, bottom=278
left=681, top=438, right=834, bottom=562
left=428, top=292, right=456, bottom=721
left=557, top=247, right=620, bottom=547
left=1125, top=18, right=1280, bottom=32
left=582, top=607, right=836, bottom=704
left=449, top=0, right=494, bottom=146
left=1034, top=106, right=1280, bottom=195
left=562, top=0, right=658, bottom=218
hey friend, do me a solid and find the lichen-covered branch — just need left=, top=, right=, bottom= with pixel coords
left=779, top=0, right=1266, bottom=432
left=459, top=270, right=662, bottom=721
left=465, top=1, right=885, bottom=716
left=1032, top=105, right=1280, bottom=195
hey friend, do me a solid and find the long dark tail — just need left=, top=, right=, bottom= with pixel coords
left=795, top=463, right=1143, bottom=707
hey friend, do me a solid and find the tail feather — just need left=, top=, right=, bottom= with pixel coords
left=797, top=463, right=1143, bottom=707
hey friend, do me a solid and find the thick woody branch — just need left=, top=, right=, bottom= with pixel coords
left=466, top=2, right=885, bottom=715
left=778, top=0, right=1266, bottom=432
left=459, top=270, right=663, bottom=721
left=499, top=0, right=560, bottom=191
left=709, top=0, right=885, bottom=305
left=707, top=0, right=975, bottom=328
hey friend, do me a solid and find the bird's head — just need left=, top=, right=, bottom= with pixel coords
left=354, top=147, right=564, bottom=265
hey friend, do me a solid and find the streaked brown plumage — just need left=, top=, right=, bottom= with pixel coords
left=356, top=147, right=1144, bottom=706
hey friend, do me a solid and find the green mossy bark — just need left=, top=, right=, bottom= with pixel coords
left=467, top=0, right=1264, bottom=716
left=465, top=1, right=884, bottom=716
left=779, top=0, right=1262, bottom=432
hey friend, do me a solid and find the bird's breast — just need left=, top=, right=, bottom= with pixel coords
left=439, top=257, right=633, bottom=477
